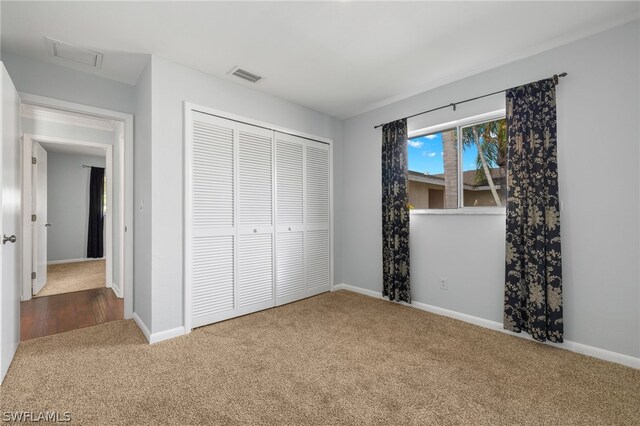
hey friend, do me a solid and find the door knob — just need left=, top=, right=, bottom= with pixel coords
left=3, top=235, right=16, bottom=245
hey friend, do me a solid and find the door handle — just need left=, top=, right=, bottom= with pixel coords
left=3, top=235, right=16, bottom=245
left=45, top=223, right=52, bottom=227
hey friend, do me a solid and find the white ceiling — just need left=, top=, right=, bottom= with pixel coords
left=2, top=2, right=638, bottom=119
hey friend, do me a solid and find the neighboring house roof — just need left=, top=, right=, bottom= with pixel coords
left=409, top=168, right=506, bottom=191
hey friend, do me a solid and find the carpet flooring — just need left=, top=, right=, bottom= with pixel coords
left=1, top=290, right=639, bottom=425
left=35, top=260, right=105, bottom=298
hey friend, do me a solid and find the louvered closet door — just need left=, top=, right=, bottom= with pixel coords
left=189, top=112, right=236, bottom=327
left=305, top=141, right=331, bottom=296
left=237, top=123, right=276, bottom=314
left=275, top=133, right=305, bottom=305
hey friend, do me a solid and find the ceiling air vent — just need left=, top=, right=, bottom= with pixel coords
left=45, top=37, right=103, bottom=68
left=228, top=66, right=262, bottom=83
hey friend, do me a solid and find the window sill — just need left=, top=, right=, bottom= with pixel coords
left=410, top=207, right=506, bottom=216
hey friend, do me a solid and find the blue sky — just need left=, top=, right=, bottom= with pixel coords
left=408, top=133, right=479, bottom=174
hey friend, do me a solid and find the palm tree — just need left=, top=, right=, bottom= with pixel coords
left=461, top=119, right=507, bottom=206
left=442, top=129, right=458, bottom=208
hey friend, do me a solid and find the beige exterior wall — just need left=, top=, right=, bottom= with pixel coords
left=410, top=180, right=505, bottom=209
left=408, top=180, right=430, bottom=209
left=408, top=180, right=446, bottom=209
left=428, top=189, right=444, bottom=209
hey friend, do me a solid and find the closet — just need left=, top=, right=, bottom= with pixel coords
left=185, top=108, right=331, bottom=329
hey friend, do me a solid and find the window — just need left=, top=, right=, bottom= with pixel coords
left=407, top=112, right=506, bottom=210
left=407, top=128, right=457, bottom=209
left=460, top=118, right=507, bottom=207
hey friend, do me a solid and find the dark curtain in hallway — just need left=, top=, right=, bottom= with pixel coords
left=87, top=167, right=105, bottom=259
left=504, top=78, right=563, bottom=343
left=381, top=118, right=411, bottom=303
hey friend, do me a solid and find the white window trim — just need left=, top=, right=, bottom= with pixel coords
left=408, top=109, right=507, bottom=214
left=410, top=207, right=506, bottom=216
left=409, top=109, right=506, bottom=139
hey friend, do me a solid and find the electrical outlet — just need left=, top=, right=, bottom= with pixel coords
left=440, top=278, right=448, bottom=290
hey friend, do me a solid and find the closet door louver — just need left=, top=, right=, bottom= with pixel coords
left=237, top=124, right=275, bottom=314
left=275, top=136, right=305, bottom=304
left=305, top=143, right=331, bottom=296
left=190, top=112, right=236, bottom=327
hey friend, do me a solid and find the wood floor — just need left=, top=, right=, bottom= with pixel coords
left=20, top=287, right=123, bottom=341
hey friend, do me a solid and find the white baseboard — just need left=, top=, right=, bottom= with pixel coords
left=132, top=313, right=151, bottom=343
left=110, top=282, right=122, bottom=298
left=332, top=283, right=640, bottom=369
left=133, top=313, right=186, bottom=344
left=333, top=283, right=381, bottom=299
left=47, top=257, right=105, bottom=265
left=149, top=326, right=186, bottom=344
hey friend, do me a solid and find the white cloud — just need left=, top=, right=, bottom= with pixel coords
left=422, top=152, right=437, bottom=158
left=425, top=134, right=438, bottom=139
left=408, top=140, right=424, bottom=148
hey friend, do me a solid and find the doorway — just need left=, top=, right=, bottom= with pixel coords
left=30, top=140, right=110, bottom=298
left=18, top=97, right=133, bottom=339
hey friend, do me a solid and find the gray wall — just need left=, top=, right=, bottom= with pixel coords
left=2, top=53, right=134, bottom=114
left=133, top=59, right=153, bottom=329
left=340, top=22, right=640, bottom=358
left=47, top=151, right=105, bottom=262
left=148, top=56, right=343, bottom=333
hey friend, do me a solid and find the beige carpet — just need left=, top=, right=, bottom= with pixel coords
left=2, top=291, right=639, bottom=425
left=35, top=260, right=106, bottom=298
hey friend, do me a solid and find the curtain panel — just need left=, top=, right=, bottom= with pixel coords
left=504, top=78, right=563, bottom=343
left=381, top=119, right=411, bottom=303
left=87, top=166, right=105, bottom=259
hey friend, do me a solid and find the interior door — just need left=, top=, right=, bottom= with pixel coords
left=305, top=141, right=331, bottom=297
left=189, top=112, right=237, bottom=328
left=32, top=142, right=47, bottom=295
left=0, top=63, right=22, bottom=383
left=275, top=133, right=305, bottom=305
left=236, top=123, right=275, bottom=315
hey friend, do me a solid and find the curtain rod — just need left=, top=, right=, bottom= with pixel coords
left=82, top=164, right=102, bottom=168
left=373, top=72, right=567, bottom=130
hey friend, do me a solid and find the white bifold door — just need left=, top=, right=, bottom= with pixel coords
left=187, top=110, right=331, bottom=330
left=275, top=132, right=330, bottom=305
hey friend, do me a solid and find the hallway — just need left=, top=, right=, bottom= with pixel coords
left=34, top=260, right=106, bottom=298
left=20, top=288, right=123, bottom=340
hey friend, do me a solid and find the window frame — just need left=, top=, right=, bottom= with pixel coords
left=407, top=109, right=506, bottom=214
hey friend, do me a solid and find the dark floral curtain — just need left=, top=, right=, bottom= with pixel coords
left=381, top=119, right=411, bottom=303
left=504, top=78, right=563, bottom=343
